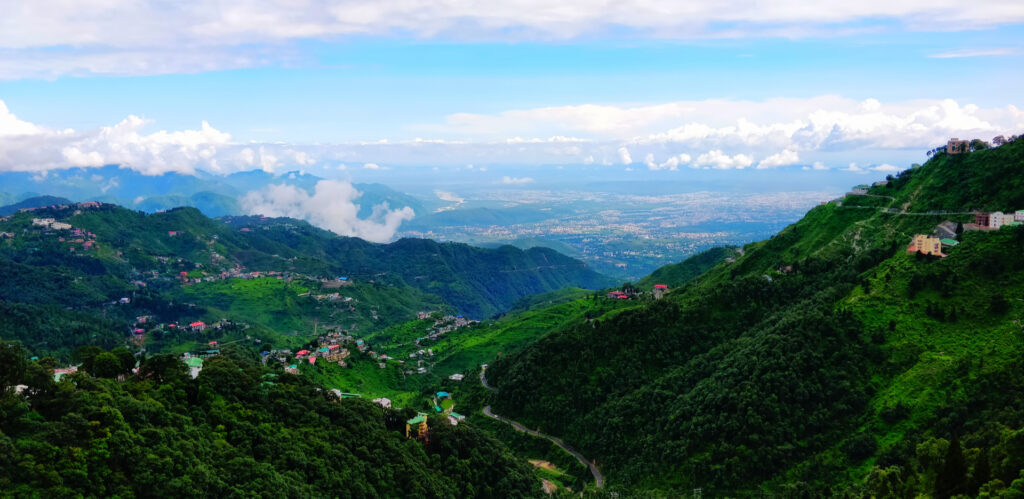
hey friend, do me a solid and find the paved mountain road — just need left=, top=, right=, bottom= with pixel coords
left=479, top=368, right=604, bottom=488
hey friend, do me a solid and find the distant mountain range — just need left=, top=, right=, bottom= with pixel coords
left=0, top=166, right=431, bottom=219
left=0, top=195, right=75, bottom=216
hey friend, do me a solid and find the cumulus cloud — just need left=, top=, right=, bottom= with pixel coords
left=812, top=161, right=829, bottom=170
left=2, top=96, right=1022, bottom=175
left=756, top=149, right=800, bottom=169
left=644, top=153, right=691, bottom=171
left=501, top=176, right=534, bottom=185
left=693, top=150, right=754, bottom=169
left=617, top=147, right=633, bottom=165
left=239, top=180, right=415, bottom=243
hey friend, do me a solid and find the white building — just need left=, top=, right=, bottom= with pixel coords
left=449, top=373, right=465, bottom=381
left=990, top=211, right=1006, bottom=229
left=1016, top=210, right=1024, bottom=222
left=372, top=397, right=392, bottom=409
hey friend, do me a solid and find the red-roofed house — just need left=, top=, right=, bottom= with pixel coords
left=190, top=321, right=206, bottom=331
left=308, top=356, right=317, bottom=364
left=653, top=284, right=669, bottom=299
left=296, top=350, right=311, bottom=358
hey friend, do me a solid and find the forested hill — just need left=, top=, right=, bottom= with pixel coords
left=481, top=136, right=1024, bottom=495
left=0, top=343, right=542, bottom=497
left=0, top=203, right=613, bottom=320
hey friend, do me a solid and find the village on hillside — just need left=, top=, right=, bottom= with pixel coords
left=908, top=210, right=1024, bottom=258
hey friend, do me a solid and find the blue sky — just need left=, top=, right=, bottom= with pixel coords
left=0, top=1, right=1021, bottom=178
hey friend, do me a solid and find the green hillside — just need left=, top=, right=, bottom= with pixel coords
left=635, top=245, right=736, bottom=288
left=0, top=344, right=541, bottom=497
left=478, top=137, right=1024, bottom=495
left=0, top=203, right=611, bottom=360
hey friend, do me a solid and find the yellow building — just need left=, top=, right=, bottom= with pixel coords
left=908, top=234, right=944, bottom=256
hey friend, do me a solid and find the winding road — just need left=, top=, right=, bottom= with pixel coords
left=480, top=368, right=604, bottom=488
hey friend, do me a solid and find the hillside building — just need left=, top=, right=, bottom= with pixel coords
left=652, top=284, right=668, bottom=299
left=947, top=138, right=970, bottom=154
left=907, top=234, right=945, bottom=257
left=1016, top=210, right=1024, bottom=222
left=990, top=211, right=1007, bottom=229
left=976, top=212, right=990, bottom=227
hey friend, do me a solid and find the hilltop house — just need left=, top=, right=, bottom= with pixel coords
left=189, top=321, right=206, bottom=331
left=373, top=397, right=392, bottom=409
left=947, top=138, right=970, bottom=154
left=449, top=373, right=465, bottom=381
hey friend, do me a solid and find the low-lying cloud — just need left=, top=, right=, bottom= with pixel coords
left=2, top=96, right=1022, bottom=176
left=239, top=180, right=415, bottom=243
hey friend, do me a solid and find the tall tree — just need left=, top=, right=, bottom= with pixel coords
left=0, top=340, right=27, bottom=391
left=935, top=436, right=967, bottom=498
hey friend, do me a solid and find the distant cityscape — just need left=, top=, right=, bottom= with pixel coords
left=400, top=190, right=835, bottom=280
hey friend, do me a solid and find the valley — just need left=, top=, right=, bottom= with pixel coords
left=3, top=137, right=1024, bottom=496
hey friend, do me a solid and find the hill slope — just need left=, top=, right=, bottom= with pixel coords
left=0, top=344, right=542, bottom=497
left=0, top=195, right=75, bottom=215
left=480, top=137, right=1024, bottom=495
left=0, top=202, right=611, bottom=359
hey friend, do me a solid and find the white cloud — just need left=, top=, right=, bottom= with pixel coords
left=501, top=176, right=534, bottom=185
left=693, top=150, right=754, bottom=169
left=435, top=190, right=465, bottom=203
left=871, top=163, right=902, bottom=172
left=644, top=153, right=691, bottom=171
left=929, top=48, right=1017, bottom=59
left=239, top=180, right=414, bottom=243
left=756, top=149, right=800, bottom=169
left=1, top=96, right=1021, bottom=175
left=812, top=161, right=829, bottom=170
left=3, top=1, right=1024, bottom=78
left=617, top=146, right=633, bottom=165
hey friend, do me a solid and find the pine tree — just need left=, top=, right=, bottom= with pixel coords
left=969, top=447, right=991, bottom=495
left=935, top=436, right=967, bottom=498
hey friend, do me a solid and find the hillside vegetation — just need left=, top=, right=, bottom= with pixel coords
left=0, top=344, right=541, bottom=497
left=481, top=137, right=1024, bottom=495
left=0, top=204, right=611, bottom=360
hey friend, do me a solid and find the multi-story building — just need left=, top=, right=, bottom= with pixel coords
left=947, top=138, right=970, bottom=154
left=909, top=234, right=944, bottom=256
